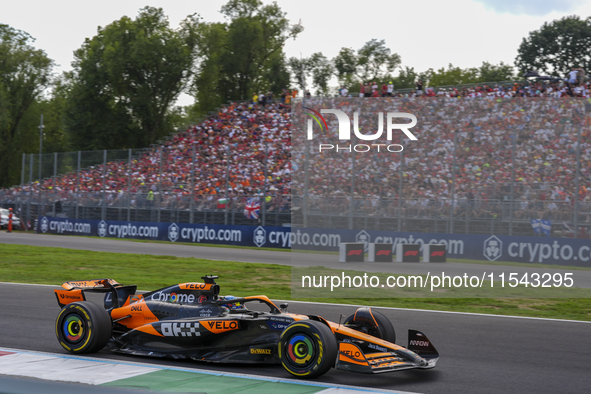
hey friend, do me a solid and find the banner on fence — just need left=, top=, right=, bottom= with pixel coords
left=37, top=217, right=591, bottom=267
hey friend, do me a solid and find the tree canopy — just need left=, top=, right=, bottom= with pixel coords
left=515, top=15, right=591, bottom=77
left=65, top=6, right=200, bottom=151
left=288, top=52, right=334, bottom=96
left=0, top=24, right=53, bottom=187
left=192, top=0, right=300, bottom=114
left=334, top=39, right=401, bottom=85
left=425, top=62, right=514, bottom=87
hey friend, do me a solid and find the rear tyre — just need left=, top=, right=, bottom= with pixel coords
left=278, top=320, right=337, bottom=378
left=344, top=307, right=396, bottom=343
left=55, top=302, right=112, bottom=354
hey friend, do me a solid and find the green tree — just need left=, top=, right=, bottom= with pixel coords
left=515, top=15, right=591, bottom=77
left=288, top=56, right=312, bottom=93
left=334, top=39, right=401, bottom=84
left=333, top=47, right=357, bottom=86
left=221, top=0, right=301, bottom=98
left=0, top=24, right=53, bottom=187
left=33, top=75, right=70, bottom=154
left=289, top=53, right=333, bottom=96
left=412, top=62, right=514, bottom=89
left=428, top=64, right=479, bottom=86
left=309, top=53, right=334, bottom=96
left=478, top=61, right=514, bottom=82
left=263, top=51, right=291, bottom=96
left=391, top=66, right=419, bottom=90
left=190, top=22, right=226, bottom=117
left=66, top=7, right=199, bottom=151
left=193, top=0, right=300, bottom=112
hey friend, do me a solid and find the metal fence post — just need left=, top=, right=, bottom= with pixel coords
left=303, top=140, right=310, bottom=228
left=398, top=149, right=403, bottom=232
left=450, top=132, right=457, bottom=234
left=102, top=149, right=107, bottom=220
left=349, top=148, right=355, bottom=230
left=38, top=115, right=43, bottom=184
left=27, top=154, right=32, bottom=226
left=76, top=151, right=80, bottom=219
left=127, top=149, right=132, bottom=222
left=53, top=152, right=57, bottom=214
left=37, top=153, right=42, bottom=219
left=262, top=141, right=268, bottom=226
left=21, top=153, right=25, bottom=186
left=190, top=145, right=195, bottom=224
left=224, top=146, right=230, bottom=225
left=574, top=125, right=581, bottom=238
left=158, top=146, right=162, bottom=223
left=53, top=152, right=57, bottom=185
left=509, top=129, right=516, bottom=236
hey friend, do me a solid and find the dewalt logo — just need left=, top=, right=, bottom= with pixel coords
left=250, top=348, right=272, bottom=355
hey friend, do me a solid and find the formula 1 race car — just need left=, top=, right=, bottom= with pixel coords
left=54, top=276, right=439, bottom=378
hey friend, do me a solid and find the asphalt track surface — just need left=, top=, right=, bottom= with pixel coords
left=1, top=234, right=591, bottom=393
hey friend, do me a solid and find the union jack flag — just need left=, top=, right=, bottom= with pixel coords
left=244, top=198, right=261, bottom=219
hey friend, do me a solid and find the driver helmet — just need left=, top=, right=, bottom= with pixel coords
left=220, top=295, right=244, bottom=309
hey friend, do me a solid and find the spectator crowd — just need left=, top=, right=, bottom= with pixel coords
left=2, top=78, right=591, bottom=227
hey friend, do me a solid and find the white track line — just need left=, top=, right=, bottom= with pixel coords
left=1, top=281, right=589, bottom=324
left=276, top=299, right=591, bottom=324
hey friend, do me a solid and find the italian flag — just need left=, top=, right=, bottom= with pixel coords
left=217, top=198, right=229, bottom=209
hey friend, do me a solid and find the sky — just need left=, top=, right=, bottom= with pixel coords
left=2, top=0, right=591, bottom=106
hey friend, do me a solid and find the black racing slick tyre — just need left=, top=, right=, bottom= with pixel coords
left=344, top=307, right=396, bottom=343
left=55, top=302, right=112, bottom=354
left=278, top=320, right=337, bottom=379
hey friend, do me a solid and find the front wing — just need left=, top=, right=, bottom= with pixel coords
left=336, top=330, right=439, bottom=374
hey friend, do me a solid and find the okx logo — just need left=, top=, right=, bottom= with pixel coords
left=304, top=107, right=417, bottom=153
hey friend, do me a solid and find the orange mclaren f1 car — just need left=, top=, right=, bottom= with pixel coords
left=54, top=276, right=439, bottom=378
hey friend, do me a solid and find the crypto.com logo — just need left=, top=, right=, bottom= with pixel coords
left=483, top=235, right=503, bottom=261
left=304, top=107, right=417, bottom=153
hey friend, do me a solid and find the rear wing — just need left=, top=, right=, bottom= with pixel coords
left=60, top=279, right=121, bottom=290
left=55, top=279, right=137, bottom=309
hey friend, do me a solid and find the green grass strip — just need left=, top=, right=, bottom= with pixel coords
left=101, top=369, right=324, bottom=393
left=1, top=243, right=590, bottom=321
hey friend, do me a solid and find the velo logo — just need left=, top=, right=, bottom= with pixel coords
left=304, top=107, right=417, bottom=153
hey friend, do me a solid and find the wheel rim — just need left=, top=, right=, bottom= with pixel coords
left=63, top=314, right=85, bottom=343
left=286, top=333, right=316, bottom=367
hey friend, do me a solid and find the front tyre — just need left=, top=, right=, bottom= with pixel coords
left=55, top=302, right=112, bottom=354
left=344, top=307, right=396, bottom=343
left=278, top=320, right=337, bottom=378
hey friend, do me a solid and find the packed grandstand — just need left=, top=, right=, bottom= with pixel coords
left=1, top=80, right=591, bottom=235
